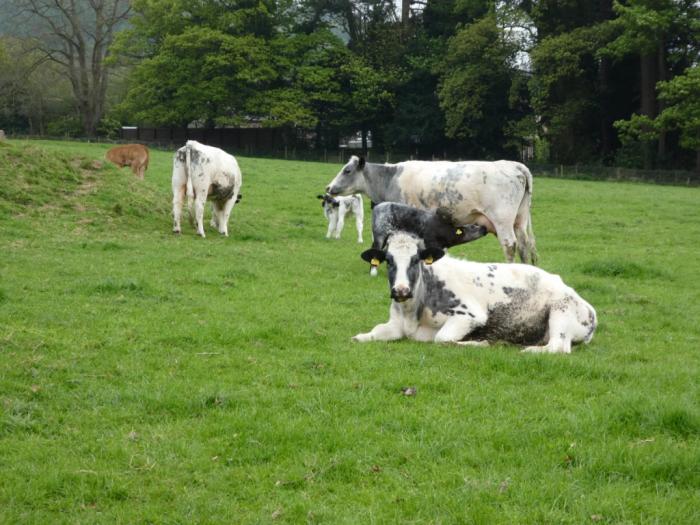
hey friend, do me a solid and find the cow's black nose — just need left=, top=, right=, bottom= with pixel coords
left=391, top=286, right=412, bottom=302
left=479, top=225, right=488, bottom=236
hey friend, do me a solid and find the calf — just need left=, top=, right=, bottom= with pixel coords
left=363, top=202, right=488, bottom=275
left=105, top=144, right=149, bottom=179
left=172, top=140, right=242, bottom=237
left=317, top=193, right=364, bottom=243
left=353, top=232, right=596, bottom=353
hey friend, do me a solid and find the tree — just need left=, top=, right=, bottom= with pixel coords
left=602, top=0, right=700, bottom=167
left=437, top=13, right=523, bottom=158
left=9, top=0, right=131, bottom=136
left=616, top=66, right=700, bottom=171
left=0, top=36, right=74, bottom=134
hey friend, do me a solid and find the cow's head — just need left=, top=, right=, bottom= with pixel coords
left=361, top=232, right=444, bottom=302
left=326, top=156, right=366, bottom=196
left=316, top=193, right=339, bottom=208
left=429, top=208, right=488, bottom=248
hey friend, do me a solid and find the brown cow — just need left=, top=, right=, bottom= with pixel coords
left=105, top=144, right=149, bottom=179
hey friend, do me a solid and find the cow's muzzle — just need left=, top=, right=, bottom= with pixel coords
left=391, top=286, right=412, bottom=302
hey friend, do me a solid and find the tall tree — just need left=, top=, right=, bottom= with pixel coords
left=11, top=0, right=131, bottom=136
left=603, top=0, right=700, bottom=167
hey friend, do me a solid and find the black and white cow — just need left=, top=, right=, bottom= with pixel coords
left=317, top=193, right=364, bottom=243
left=326, top=156, right=537, bottom=264
left=353, top=231, right=596, bottom=353
left=363, top=202, right=488, bottom=276
left=172, top=140, right=242, bottom=238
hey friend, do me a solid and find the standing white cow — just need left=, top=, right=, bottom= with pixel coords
left=354, top=231, right=596, bottom=353
left=326, top=156, right=537, bottom=264
left=317, top=193, right=364, bottom=242
left=172, top=140, right=242, bottom=238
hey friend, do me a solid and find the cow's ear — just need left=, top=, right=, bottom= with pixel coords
left=357, top=157, right=366, bottom=170
left=361, top=248, right=385, bottom=266
left=420, top=247, right=445, bottom=265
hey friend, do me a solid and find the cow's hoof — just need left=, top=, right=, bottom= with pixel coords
left=173, top=229, right=181, bottom=234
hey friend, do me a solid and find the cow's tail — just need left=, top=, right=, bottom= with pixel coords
left=516, top=164, right=538, bottom=265
left=185, top=143, right=195, bottom=224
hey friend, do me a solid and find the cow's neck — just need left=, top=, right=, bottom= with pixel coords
left=363, top=163, right=402, bottom=203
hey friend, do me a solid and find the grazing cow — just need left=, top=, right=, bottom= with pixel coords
left=326, top=156, right=537, bottom=264
left=105, top=144, right=149, bottom=179
left=353, top=231, right=596, bottom=353
left=172, top=140, right=242, bottom=238
left=317, top=193, right=364, bottom=243
left=365, top=202, right=488, bottom=275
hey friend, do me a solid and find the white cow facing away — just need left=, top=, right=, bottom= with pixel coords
left=354, top=231, right=596, bottom=353
left=172, top=140, right=242, bottom=238
left=317, top=193, right=364, bottom=243
left=326, top=156, right=537, bottom=264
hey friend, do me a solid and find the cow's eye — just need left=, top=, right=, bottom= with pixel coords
left=343, top=168, right=350, bottom=174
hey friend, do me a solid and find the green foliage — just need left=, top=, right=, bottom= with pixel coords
left=437, top=14, right=522, bottom=156
left=1, top=139, right=700, bottom=522
left=615, top=66, right=700, bottom=158
left=44, top=116, right=84, bottom=138
left=656, top=66, right=700, bottom=151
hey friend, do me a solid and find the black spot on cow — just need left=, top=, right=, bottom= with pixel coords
left=209, top=183, right=235, bottom=202
left=422, top=267, right=461, bottom=315
left=467, top=286, right=549, bottom=345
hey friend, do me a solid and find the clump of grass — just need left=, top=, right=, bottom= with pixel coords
left=579, top=259, right=664, bottom=279
left=92, top=278, right=147, bottom=295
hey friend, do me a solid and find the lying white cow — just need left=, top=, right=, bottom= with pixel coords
left=326, top=156, right=537, bottom=264
left=317, top=193, right=364, bottom=243
left=172, top=140, right=242, bottom=237
left=354, top=232, right=596, bottom=353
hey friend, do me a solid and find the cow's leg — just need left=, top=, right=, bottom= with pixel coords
left=495, top=224, right=518, bottom=263
left=218, top=196, right=237, bottom=237
left=455, top=340, right=491, bottom=347
left=522, top=310, right=573, bottom=354
left=172, top=184, right=186, bottom=234
left=210, top=202, right=221, bottom=230
left=355, top=211, right=363, bottom=243
left=194, top=190, right=207, bottom=238
left=326, top=211, right=338, bottom=239
left=434, top=309, right=486, bottom=343
left=352, top=320, right=403, bottom=342
left=352, top=307, right=404, bottom=342
left=413, top=325, right=438, bottom=342
left=514, top=223, right=530, bottom=264
left=334, top=212, right=345, bottom=239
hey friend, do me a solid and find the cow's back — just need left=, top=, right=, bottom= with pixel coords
left=394, top=160, right=528, bottom=223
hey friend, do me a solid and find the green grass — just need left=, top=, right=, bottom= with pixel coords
left=1, top=139, right=699, bottom=523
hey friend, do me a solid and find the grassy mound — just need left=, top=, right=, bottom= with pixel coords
left=0, top=141, right=167, bottom=223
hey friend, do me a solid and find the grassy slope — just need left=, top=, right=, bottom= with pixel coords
left=1, top=139, right=699, bottom=523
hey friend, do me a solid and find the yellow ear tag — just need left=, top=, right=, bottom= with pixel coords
left=424, top=256, right=434, bottom=265
left=456, top=228, right=463, bottom=235
left=370, top=258, right=380, bottom=267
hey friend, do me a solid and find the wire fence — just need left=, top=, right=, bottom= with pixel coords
left=4, top=130, right=698, bottom=187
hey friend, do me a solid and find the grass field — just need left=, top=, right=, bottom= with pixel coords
left=1, top=139, right=699, bottom=524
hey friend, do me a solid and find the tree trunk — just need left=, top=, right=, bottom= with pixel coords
left=640, top=52, right=657, bottom=169
left=656, top=43, right=667, bottom=160
left=402, top=0, right=410, bottom=24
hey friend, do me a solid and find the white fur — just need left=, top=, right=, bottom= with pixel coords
left=353, top=233, right=595, bottom=353
left=323, top=194, right=364, bottom=243
left=172, top=140, right=242, bottom=238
